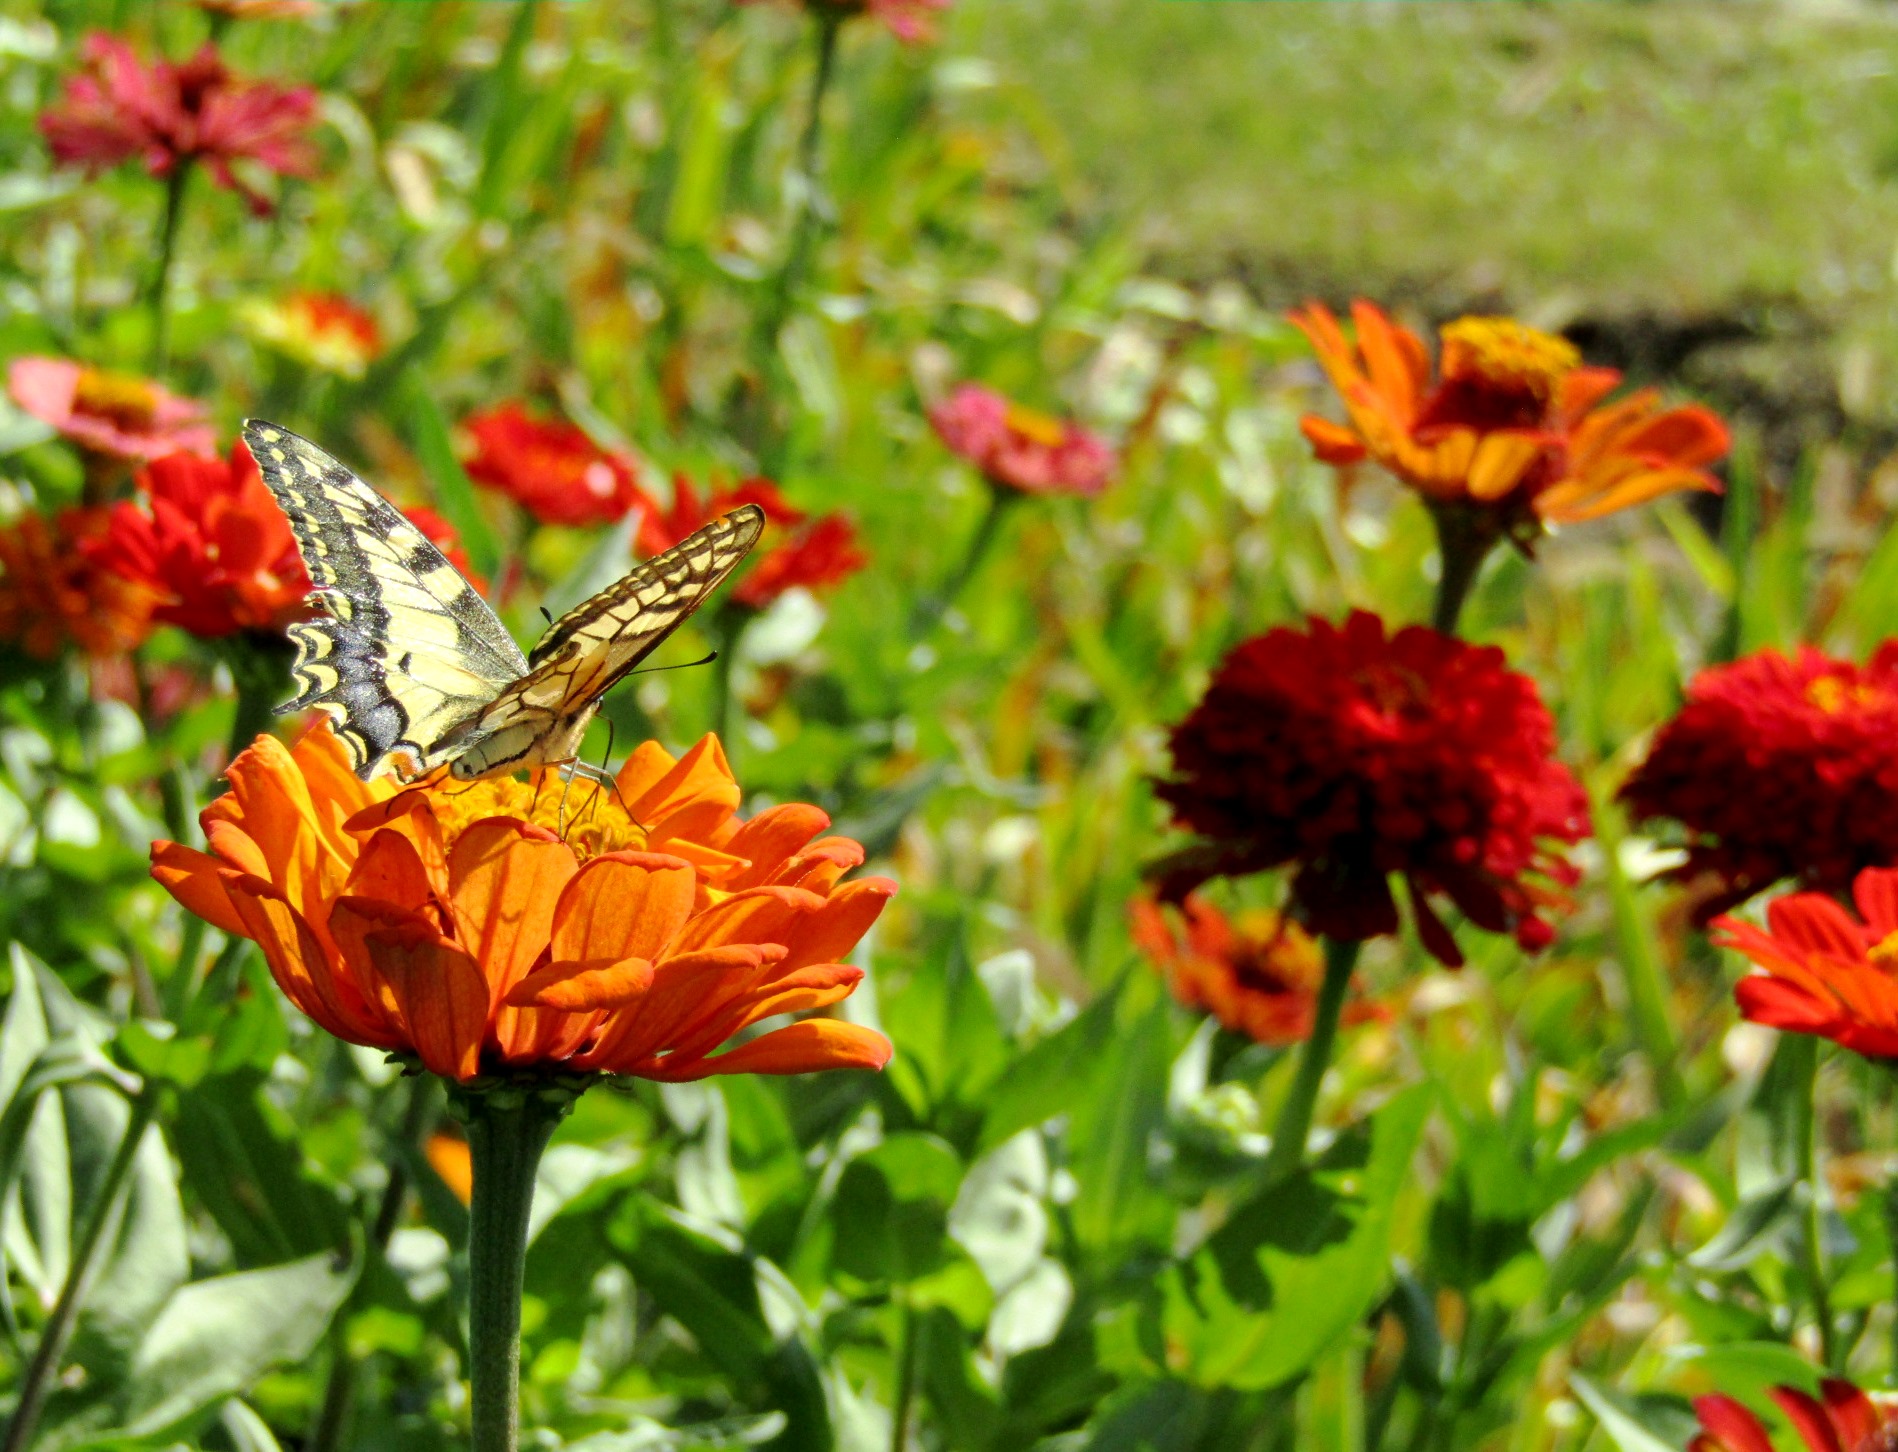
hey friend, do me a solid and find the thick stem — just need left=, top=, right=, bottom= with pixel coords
left=1427, top=505, right=1496, bottom=637
left=889, top=1299, right=919, bottom=1452
left=1259, top=937, right=1359, bottom=1184
left=148, top=163, right=192, bottom=375
left=463, top=1087, right=571, bottom=1452
left=1788, top=1036, right=1836, bottom=1368
left=2, top=1087, right=160, bottom=1452
left=911, top=485, right=1016, bottom=637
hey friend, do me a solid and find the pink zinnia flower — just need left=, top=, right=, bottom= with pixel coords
left=737, top=0, right=951, bottom=44
left=929, top=384, right=1116, bottom=497
left=39, top=33, right=318, bottom=214
left=8, top=357, right=215, bottom=463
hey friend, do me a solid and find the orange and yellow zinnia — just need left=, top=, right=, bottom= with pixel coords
left=151, top=723, right=895, bottom=1083
left=1289, top=300, right=1729, bottom=535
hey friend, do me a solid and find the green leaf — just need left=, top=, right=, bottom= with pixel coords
left=114, top=1020, right=211, bottom=1091
left=40, top=1250, right=357, bottom=1450
left=406, top=371, right=502, bottom=583
left=829, top=1132, right=963, bottom=1285
left=1686, top=1178, right=1798, bottom=1273
left=975, top=982, right=1123, bottom=1157
left=1567, top=1373, right=1681, bottom=1452
left=1162, top=1086, right=1429, bottom=1390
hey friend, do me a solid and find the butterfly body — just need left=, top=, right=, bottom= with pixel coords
left=243, top=420, right=763, bottom=782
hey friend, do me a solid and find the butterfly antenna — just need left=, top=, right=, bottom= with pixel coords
left=540, top=605, right=555, bottom=625
left=628, top=649, right=719, bottom=678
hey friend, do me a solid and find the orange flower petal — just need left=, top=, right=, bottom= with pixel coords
left=778, top=877, right=897, bottom=974
left=1465, top=432, right=1544, bottom=502
left=646, top=1019, right=893, bottom=1081
left=1298, top=415, right=1369, bottom=466
left=667, top=884, right=825, bottom=957
left=505, top=955, right=654, bottom=1011
left=445, top=818, right=577, bottom=1000
left=425, top=1132, right=472, bottom=1205
left=151, top=841, right=247, bottom=938
left=724, top=803, right=831, bottom=888
left=549, top=851, right=696, bottom=964
left=627, top=734, right=739, bottom=827
left=361, top=919, right=490, bottom=1080
left=224, top=872, right=396, bottom=1047
left=345, top=828, right=436, bottom=914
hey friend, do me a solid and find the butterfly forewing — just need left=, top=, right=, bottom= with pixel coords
left=446, top=504, right=765, bottom=779
left=243, top=420, right=529, bottom=780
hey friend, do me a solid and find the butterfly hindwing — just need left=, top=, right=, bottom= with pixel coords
left=242, top=420, right=529, bottom=780
left=446, top=504, right=766, bottom=779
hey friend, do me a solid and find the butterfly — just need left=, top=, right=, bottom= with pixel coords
left=242, top=420, right=764, bottom=783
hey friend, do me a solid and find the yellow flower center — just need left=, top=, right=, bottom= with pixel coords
left=1438, top=318, right=1579, bottom=409
left=428, top=772, right=649, bottom=862
left=1871, top=930, right=1898, bottom=974
left=1003, top=401, right=1068, bottom=448
left=1805, top=673, right=1885, bottom=716
left=71, top=368, right=159, bottom=431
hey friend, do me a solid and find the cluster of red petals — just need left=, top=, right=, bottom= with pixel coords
left=461, top=404, right=642, bottom=528
left=0, top=506, right=155, bottom=660
left=640, top=473, right=865, bottom=610
left=1620, top=644, right=1898, bottom=917
left=736, top=0, right=951, bottom=44
left=1289, top=300, right=1729, bottom=535
left=1692, top=1375, right=1898, bottom=1452
left=8, top=357, right=215, bottom=463
left=243, top=292, right=382, bottom=379
left=1711, top=867, right=1898, bottom=1065
left=151, top=726, right=895, bottom=1084
left=1131, top=892, right=1383, bottom=1046
left=1156, top=611, right=1589, bottom=966
left=39, top=34, right=318, bottom=214
left=86, top=444, right=310, bottom=638
left=929, top=384, right=1116, bottom=498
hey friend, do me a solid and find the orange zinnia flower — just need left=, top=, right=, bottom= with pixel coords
left=151, top=724, right=896, bottom=1084
left=1712, top=867, right=1898, bottom=1063
left=242, top=291, right=383, bottom=379
left=1289, top=301, right=1728, bottom=537
left=0, top=507, right=156, bottom=659
left=1131, top=892, right=1383, bottom=1046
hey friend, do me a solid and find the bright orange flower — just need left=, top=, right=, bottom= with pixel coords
left=1289, top=301, right=1728, bottom=537
left=151, top=724, right=896, bottom=1085
left=1131, top=892, right=1383, bottom=1046
left=242, top=291, right=383, bottom=379
left=0, top=507, right=156, bottom=659
left=1712, top=867, right=1898, bottom=1063
left=425, top=1131, right=474, bottom=1205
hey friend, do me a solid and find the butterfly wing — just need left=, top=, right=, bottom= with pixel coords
left=446, top=503, right=765, bottom=779
left=243, top=420, right=530, bottom=780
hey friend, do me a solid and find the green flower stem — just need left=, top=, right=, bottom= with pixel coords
left=2, top=1086, right=160, bottom=1452
left=148, top=162, right=193, bottom=375
left=889, top=1299, right=919, bottom=1452
left=1787, top=1035, right=1837, bottom=1369
left=463, top=1086, right=573, bottom=1452
left=1259, top=936, right=1359, bottom=1184
left=910, top=485, right=1018, bottom=638
left=1427, top=505, right=1497, bottom=637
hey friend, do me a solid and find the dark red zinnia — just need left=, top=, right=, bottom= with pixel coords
left=39, top=33, right=318, bottom=215
left=461, top=403, right=641, bottom=528
left=87, top=444, right=311, bottom=638
left=1155, top=610, right=1589, bottom=966
left=1620, top=643, right=1898, bottom=919
left=640, top=474, right=864, bottom=611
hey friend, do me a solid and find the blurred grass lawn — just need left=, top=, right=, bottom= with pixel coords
left=970, top=0, right=1898, bottom=434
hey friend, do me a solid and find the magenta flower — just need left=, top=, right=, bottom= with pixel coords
left=929, top=384, right=1116, bottom=497
left=8, top=357, right=215, bottom=463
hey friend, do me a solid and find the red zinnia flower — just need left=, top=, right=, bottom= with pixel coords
left=39, top=33, right=318, bottom=215
left=929, top=384, right=1116, bottom=497
left=242, top=292, right=382, bottom=379
left=9, top=358, right=215, bottom=464
left=1712, top=867, right=1898, bottom=1064
left=1290, top=301, right=1728, bottom=540
left=86, top=444, right=310, bottom=638
left=1131, top=892, right=1384, bottom=1046
left=1691, top=1375, right=1898, bottom=1452
left=737, top=0, right=951, bottom=44
left=461, top=404, right=641, bottom=528
left=1620, top=644, right=1898, bottom=918
left=639, top=474, right=864, bottom=611
left=0, top=507, right=156, bottom=660
left=1155, top=610, right=1589, bottom=966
